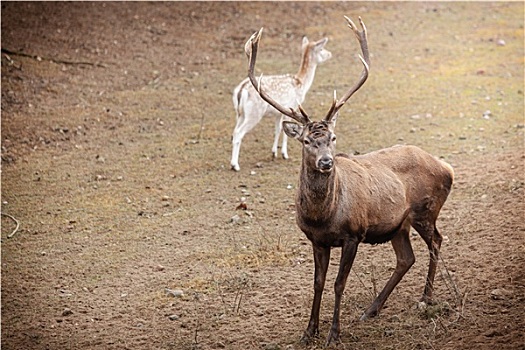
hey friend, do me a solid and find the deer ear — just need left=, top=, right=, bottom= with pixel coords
left=316, top=37, right=328, bottom=47
left=283, top=121, right=304, bottom=140
left=302, top=36, right=309, bottom=49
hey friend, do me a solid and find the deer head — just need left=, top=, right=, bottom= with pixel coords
left=283, top=120, right=337, bottom=173
left=245, top=16, right=370, bottom=173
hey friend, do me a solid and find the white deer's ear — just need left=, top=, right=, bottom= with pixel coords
left=316, top=37, right=329, bottom=47
left=302, top=36, right=309, bottom=49
left=283, top=121, right=304, bottom=140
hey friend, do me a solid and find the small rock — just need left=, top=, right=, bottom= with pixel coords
left=485, top=329, right=503, bottom=337
left=165, top=288, right=184, bottom=298
left=490, top=288, right=510, bottom=300
left=236, top=202, right=248, bottom=211
left=154, top=264, right=165, bottom=272
left=389, top=315, right=401, bottom=322
left=230, top=214, right=240, bottom=224
left=62, top=308, right=73, bottom=317
left=168, top=314, right=180, bottom=321
left=496, top=39, right=506, bottom=46
left=416, top=301, right=427, bottom=310
left=482, top=110, right=492, bottom=119
left=260, top=342, right=280, bottom=350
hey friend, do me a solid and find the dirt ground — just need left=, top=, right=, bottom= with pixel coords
left=1, top=2, right=524, bottom=350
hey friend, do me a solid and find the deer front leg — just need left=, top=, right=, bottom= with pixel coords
left=326, top=239, right=359, bottom=346
left=301, top=244, right=330, bottom=345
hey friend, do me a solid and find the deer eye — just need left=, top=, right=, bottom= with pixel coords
left=303, top=139, right=311, bottom=146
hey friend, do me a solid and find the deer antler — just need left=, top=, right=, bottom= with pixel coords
left=324, top=16, right=370, bottom=122
left=246, top=28, right=311, bottom=125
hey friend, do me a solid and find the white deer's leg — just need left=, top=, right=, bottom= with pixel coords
left=272, top=115, right=282, bottom=158
left=281, top=127, right=289, bottom=159
left=231, top=105, right=264, bottom=171
left=231, top=115, right=245, bottom=171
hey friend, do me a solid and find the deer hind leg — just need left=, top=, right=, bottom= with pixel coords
left=272, top=114, right=289, bottom=159
left=280, top=116, right=289, bottom=159
left=413, top=220, right=442, bottom=304
left=361, top=222, right=414, bottom=320
left=230, top=106, right=264, bottom=171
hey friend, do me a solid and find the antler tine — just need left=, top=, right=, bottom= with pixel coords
left=298, top=103, right=310, bottom=120
left=246, top=28, right=310, bottom=125
left=244, top=28, right=263, bottom=58
left=324, top=90, right=338, bottom=123
left=325, top=16, right=370, bottom=122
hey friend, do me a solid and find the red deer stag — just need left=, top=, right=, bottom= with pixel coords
left=230, top=31, right=331, bottom=171
left=244, top=17, right=454, bottom=345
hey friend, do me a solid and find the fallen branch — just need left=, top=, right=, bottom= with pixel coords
left=1, top=47, right=107, bottom=68
left=1, top=212, right=20, bottom=238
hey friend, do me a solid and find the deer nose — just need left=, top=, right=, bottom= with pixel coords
left=318, top=156, right=333, bottom=172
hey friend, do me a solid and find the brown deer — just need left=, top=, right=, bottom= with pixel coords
left=230, top=32, right=331, bottom=171
left=244, top=17, right=454, bottom=345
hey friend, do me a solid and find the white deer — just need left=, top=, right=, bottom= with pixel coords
left=230, top=31, right=331, bottom=171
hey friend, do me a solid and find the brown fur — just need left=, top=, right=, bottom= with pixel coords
left=284, top=120, right=453, bottom=345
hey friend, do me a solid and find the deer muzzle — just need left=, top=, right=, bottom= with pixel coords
left=317, top=155, right=334, bottom=173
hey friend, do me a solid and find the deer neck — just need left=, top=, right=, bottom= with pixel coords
left=295, top=50, right=318, bottom=94
left=297, top=162, right=340, bottom=222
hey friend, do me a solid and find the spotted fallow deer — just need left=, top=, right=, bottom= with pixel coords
left=230, top=32, right=331, bottom=171
left=244, top=17, right=454, bottom=346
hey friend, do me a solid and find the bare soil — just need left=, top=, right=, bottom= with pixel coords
left=1, top=2, right=524, bottom=350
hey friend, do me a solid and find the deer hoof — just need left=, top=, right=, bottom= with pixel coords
left=300, top=328, right=318, bottom=345
left=360, top=307, right=379, bottom=321
left=325, top=330, right=341, bottom=346
left=231, top=164, right=240, bottom=172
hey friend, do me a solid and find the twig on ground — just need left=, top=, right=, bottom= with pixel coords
left=196, top=113, right=205, bottom=142
left=352, top=267, right=376, bottom=299
left=438, top=255, right=462, bottom=306
left=234, top=290, right=244, bottom=315
left=370, top=261, right=379, bottom=297
left=1, top=47, right=107, bottom=68
left=1, top=212, right=20, bottom=238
